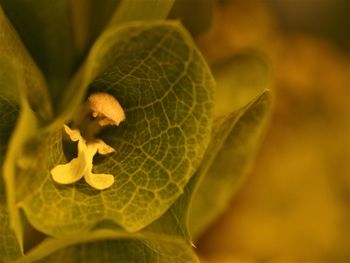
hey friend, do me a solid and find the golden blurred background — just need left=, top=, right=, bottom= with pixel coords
left=193, top=0, right=350, bottom=262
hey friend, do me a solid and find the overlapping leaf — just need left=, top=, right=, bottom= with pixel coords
left=213, top=53, right=270, bottom=115
left=15, top=230, right=198, bottom=263
left=140, top=91, right=272, bottom=246
left=0, top=7, right=52, bottom=122
left=189, top=90, right=272, bottom=239
left=143, top=91, right=272, bottom=244
left=0, top=178, right=21, bottom=263
left=0, top=1, right=273, bottom=262
left=1, top=3, right=206, bottom=261
left=0, top=0, right=76, bottom=105
left=0, top=7, right=53, bottom=256
left=16, top=21, right=215, bottom=237
left=0, top=0, right=176, bottom=112
left=0, top=72, right=22, bottom=262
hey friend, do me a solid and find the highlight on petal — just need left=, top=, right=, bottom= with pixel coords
left=51, top=139, right=88, bottom=185
left=63, top=124, right=81, bottom=141
left=94, top=139, right=116, bottom=155
left=84, top=171, right=115, bottom=190
left=51, top=156, right=85, bottom=184
left=82, top=141, right=115, bottom=190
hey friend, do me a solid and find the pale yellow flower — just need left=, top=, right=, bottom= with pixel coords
left=51, top=93, right=125, bottom=190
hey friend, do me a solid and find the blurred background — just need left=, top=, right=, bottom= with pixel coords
left=186, top=0, right=350, bottom=262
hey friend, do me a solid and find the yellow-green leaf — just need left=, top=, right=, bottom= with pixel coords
left=189, top=90, right=272, bottom=239
left=17, top=21, right=215, bottom=237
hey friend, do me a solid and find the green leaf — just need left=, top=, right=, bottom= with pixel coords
left=141, top=91, right=272, bottom=245
left=17, top=21, right=215, bottom=237
left=70, top=0, right=173, bottom=78
left=2, top=99, right=39, bottom=252
left=70, top=0, right=121, bottom=56
left=57, top=0, right=175, bottom=122
left=16, top=230, right=198, bottom=263
left=142, top=174, right=195, bottom=244
left=0, top=6, right=52, bottom=252
left=0, top=0, right=77, bottom=107
left=0, top=89, right=22, bottom=262
left=0, top=50, right=22, bottom=263
left=0, top=179, right=22, bottom=263
left=16, top=141, right=201, bottom=262
left=146, top=91, right=272, bottom=245
left=0, top=7, right=52, bottom=122
left=0, top=0, right=174, bottom=109
left=213, top=52, right=271, bottom=116
left=189, top=90, right=272, bottom=239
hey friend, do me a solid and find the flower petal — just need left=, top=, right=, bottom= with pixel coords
left=94, top=139, right=116, bottom=155
left=51, top=124, right=116, bottom=189
left=51, top=139, right=88, bottom=184
left=51, top=157, right=85, bottom=184
left=64, top=124, right=81, bottom=141
left=84, top=172, right=115, bottom=190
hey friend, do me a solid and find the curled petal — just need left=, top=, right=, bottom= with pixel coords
left=84, top=171, right=115, bottom=190
left=64, top=124, right=81, bottom=141
left=51, top=157, right=85, bottom=184
left=51, top=124, right=116, bottom=190
left=51, top=139, right=88, bottom=185
left=94, top=139, right=116, bottom=155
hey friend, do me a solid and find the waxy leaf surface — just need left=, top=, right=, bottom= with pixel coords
left=189, top=91, right=272, bottom=239
left=17, top=21, right=215, bottom=236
